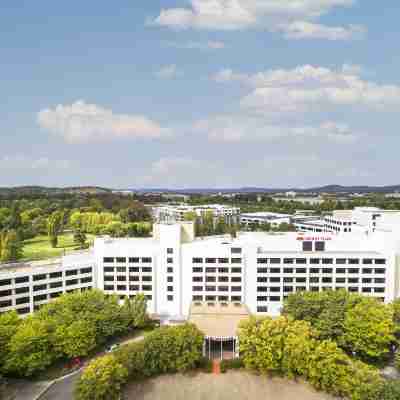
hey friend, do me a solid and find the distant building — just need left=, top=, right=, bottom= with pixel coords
left=153, top=204, right=240, bottom=224
left=240, top=212, right=291, bottom=228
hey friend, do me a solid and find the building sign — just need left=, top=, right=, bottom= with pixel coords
left=296, top=236, right=332, bottom=241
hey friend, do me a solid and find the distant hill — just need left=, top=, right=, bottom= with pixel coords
left=0, top=186, right=112, bottom=196
left=130, top=185, right=400, bottom=194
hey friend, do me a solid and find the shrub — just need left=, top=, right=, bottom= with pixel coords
left=75, top=355, right=128, bottom=400
left=196, top=357, right=213, bottom=373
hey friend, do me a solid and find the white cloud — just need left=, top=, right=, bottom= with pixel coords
left=0, top=155, right=71, bottom=170
left=279, top=21, right=366, bottom=40
left=152, top=0, right=364, bottom=40
left=37, top=100, right=171, bottom=143
left=194, top=116, right=357, bottom=143
left=155, top=64, right=182, bottom=79
left=213, top=64, right=400, bottom=113
left=165, top=40, right=225, bottom=49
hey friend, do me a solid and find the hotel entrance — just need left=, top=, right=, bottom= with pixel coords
left=204, top=336, right=237, bottom=360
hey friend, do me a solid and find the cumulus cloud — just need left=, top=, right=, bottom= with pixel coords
left=0, top=155, right=71, bottom=170
left=194, top=116, right=357, bottom=143
left=165, top=40, right=225, bottom=49
left=155, top=64, right=182, bottom=79
left=213, top=64, right=400, bottom=113
left=152, top=0, right=364, bottom=40
left=37, top=101, right=171, bottom=143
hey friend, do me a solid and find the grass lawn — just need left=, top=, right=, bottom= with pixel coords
left=22, top=233, right=95, bottom=261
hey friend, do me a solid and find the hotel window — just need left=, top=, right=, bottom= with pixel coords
left=348, top=268, right=359, bottom=274
left=362, top=268, right=372, bottom=274
left=336, top=259, right=346, bottom=264
left=296, top=268, right=306, bottom=274
left=257, top=306, right=268, bottom=313
left=129, top=257, right=139, bottom=263
left=129, top=276, right=139, bottom=281
left=206, top=276, right=216, bottom=282
left=117, top=285, right=127, bottom=291
left=218, top=267, right=229, bottom=273
left=193, top=295, right=203, bottom=301
left=0, top=300, right=12, bottom=308
left=146, top=295, right=152, bottom=300
left=193, top=258, right=203, bottom=263
left=315, top=241, right=325, bottom=252
left=231, top=267, right=242, bottom=273
left=322, top=258, right=333, bottom=264
left=310, top=277, right=319, bottom=283
left=16, top=297, right=30, bottom=305
left=284, top=258, right=294, bottom=264
left=167, top=286, right=173, bottom=292
left=257, top=277, right=268, bottom=283
left=283, top=268, right=293, bottom=274
left=363, top=259, right=373, bottom=265
left=33, top=274, right=46, bottom=281
left=103, top=257, right=114, bottom=263
left=257, top=296, right=268, bottom=301
left=257, top=258, right=268, bottom=264
left=231, top=258, right=242, bottom=264
left=302, top=241, right=312, bottom=251
left=142, top=276, right=152, bottom=282
left=193, top=286, right=203, bottom=291
left=231, top=286, right=242, bottom=292
left=142, top=257, right=152, bottom=263
left=206, top=267, right=216, bottom=273
left=296, top=277, right=306, bottom=283
left=218, top=286, right=229, bottom=292
left=50, top=281, right=63, bottom=288
left=167, top=295, right=173, bottom=301
left=283, top=277, right=293, bottom=283
left=66, top=270, right=78, bottom=276
left=206, top=286, right=216, bottom=292
left=374, top=287, right=385, bottom=293
left=129, top=285, right=139, bottom=291
left=296, top=258, right=307, bottom=264
left=231, top=247, right=242, bottom=254
left=362, top=287, right=372, bottom=293
left=348, top=287, right=359, bottom=292
left=218, top=258, right=229, bottom=263
left=104, top=285, right=115, bottom=290
left=231, top=277, right=242, bottom=282
left=15, top=276, right=29, bottom=284
left=270, top=277, right=281, bottom=283
left=348, top=259, right=359, bottom=265
left=310, top=268, right=319, bottom=274
left=296, top=287, right=306, bottom=292
left=192, top=267, right=203, bottom=273
left=336, top=277, right=346, bottom=283
left=375, top=259, right=386, bottom=265
left=80, top=268, right=92, bottom=274
left=270, top=258, right=281, bottom=264
left=218, top=276, right=228, bottom=282
left=322, top=268, right=333, bottom=274
left=34, top=294, right=47, bottom=302
left=81, top=277, right=92, bottom=284
left=167, top=276, right=173, bottom=283
left=375, top=278, right=385, bottom=284
left=142, top=267, right=152, bottom=272
left=336, top=268, right=346, bottom=274
left=206, top=258, right=216, bottom=263
left=283, top=286, right=293, bottom=292
left=375, top=268, right=385, bottom=274
left=116, top=257, right=126, bottom=263
left=206, top=295, right=216, bottom=301
left=310, top=287, right=320, bottom=292
left=129, top=267, right=139, bottom=272
left=142, top=285, right=152, bottom=291
left=116, top=267, right=126, bottom=273
left=270, top=268, right=281, bottom=273
left=15, top=286, right=29, bottom=294
left=348, top=278, right=359, bottom=284
left=270, top=296, right=280, bottom=302
left=167, top=258, right=173, bottom=264
left=257, top=267, right=268, bottom=273
left=167, top=248, right=173, bottom=254
left=66, top=279, right=78, bottom=286
left=34, top=284, right=47, bottom=291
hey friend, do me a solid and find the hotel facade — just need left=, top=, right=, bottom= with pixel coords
left=1, top=207, right=400, bottom=319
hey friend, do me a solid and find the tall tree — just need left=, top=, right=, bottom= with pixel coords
left=0, top=230, right=23, bottom=262
left=47, top=211, right=64, bottom=248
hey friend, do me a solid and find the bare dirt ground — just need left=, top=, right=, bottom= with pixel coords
left=123, top=370, right=336, bottom=400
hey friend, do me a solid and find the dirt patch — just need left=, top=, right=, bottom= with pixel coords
left=123, top=370, right=336, bottom=400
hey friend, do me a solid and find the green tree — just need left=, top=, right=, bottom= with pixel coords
left=54, top=320, right=97, bottom=359
left=75, top=355, right=128, bottom=400
left=121, top=293, right=147, bottom=329
left=4, top=318, right=55, bottom=377
left=0, top=230, right=23, bottom=262
left=0, top=311, right=20, bottom=370
left=342, top=297, right=395, bottom=361
left=47, top=210, right=64, bottom=248
left=73, top=228, right=87, bottom=249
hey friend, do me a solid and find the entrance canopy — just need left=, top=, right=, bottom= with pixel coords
left=189, top=302, right=250, bottom=338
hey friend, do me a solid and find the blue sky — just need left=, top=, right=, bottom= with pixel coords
left=1, top=1, right=400, bottom=189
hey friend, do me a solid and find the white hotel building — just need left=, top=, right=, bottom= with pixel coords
left=1, top=207, right=400, bottom=320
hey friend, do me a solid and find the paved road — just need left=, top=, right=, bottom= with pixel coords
left=38, top=336, right=144, bottom=400
left=39, top=373, right=81, bottom=400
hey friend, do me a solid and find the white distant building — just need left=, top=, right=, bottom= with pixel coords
left=240, top=212, right=291, bottom=228
left=153, top=204, right=240, bottom=224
